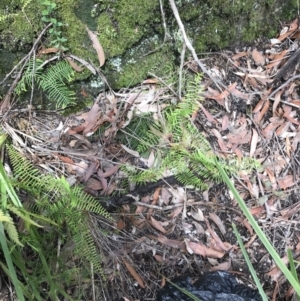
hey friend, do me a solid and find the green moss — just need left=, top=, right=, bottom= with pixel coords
left=106, top=49, right=175, bottom=89
left=0, top=0, right=43, bottom=50
left=95, top=0, right=160, bottom=57
left=179, top=0, right=298, bottom=51
left=0, top=0, right=299, bottom=91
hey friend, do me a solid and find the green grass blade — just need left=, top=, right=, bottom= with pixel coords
left=165, top=277, right=201, bottom=301
left=287, top=248, right=300, bottom=300
left=215, top=158, right=300, bottom=295
left=0, top=223, right=25, bottom=301
left=232, top=223, right=268, bottom=301
left=0, top=162, right=22, bottom=208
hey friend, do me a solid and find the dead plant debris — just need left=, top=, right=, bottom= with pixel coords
left=3, top=16, right=300, bottom=301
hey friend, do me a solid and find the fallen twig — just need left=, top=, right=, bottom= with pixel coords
left=168, top=0, right=224, bottom=90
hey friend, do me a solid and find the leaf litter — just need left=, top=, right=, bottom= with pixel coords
left=3, top=16, right=300, bottom=301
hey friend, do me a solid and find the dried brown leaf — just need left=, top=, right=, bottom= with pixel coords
left=277, top=175, right=294, bottom=190
left=169, top=206, right=183, bottom=218
left=292, top=131, right=300, bottom=150
left=283, top=106, right=300, bottom=125
left=211, top=129, right=228, bottom=152
left=186, top=241, right=225, bottom=258
left=161, top=187, right=171, bottom=205
left=209, top=212, right=226, bottom=235
left=65, top=57, right=84, bottom=72
left=205, top=220, right=232, bottom=252
left=250, top=128, right=258, bottom=157
left=265, top=168, right=276, bottom=185
left=200, top=104, right=217, bottom=124
left=38, top=47, right=59, bottom=54
left=286, top=137, right=292, bottom=158
left=231, top=52, right=247, bottom=60
left=221, top=115, right=229, bottom=131
left=121, top=144, right=140, bottom=157
left=253, top=98, right=265, bottom=113
left=272, top=90, right=283, bottom=115
left=227, top=131, right=251, bottom=145
left=123, top=260, right=145, bottom=288
left=149, top=234, right=185, bottom=250
left=192, top=221, right=205, bottom=234
left=85, top=178, right=103, bottom=190
left=265, top=50, right=289, bottom=69
left=189, top=208, right=204, bottom=222
left=244, top=234, right=257, bottom=248
left=150, top=216, right=166, bottom=233
left=252, top=49, right=265, bottom=66
left=210, top=260, right=231, bottom=271
left=256, top=99, right=270, bottom=123
left=143, top=78, right=160, bottom=84
left=261, top=121, right=282, bottom=139
left=85, top=26, right=105, bottom=67
left=154, top=254, right=164, bottom=262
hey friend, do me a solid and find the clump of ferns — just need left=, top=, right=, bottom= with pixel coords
left=121, top=73, right=260, bottom=188
left=15, top=58, right=76, bottom=108
left=7, top=145, right=112, bottom=280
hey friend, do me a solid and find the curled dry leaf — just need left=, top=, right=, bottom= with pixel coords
left=244, top=234, right=257, bottom=248
left=243, top=218, right=253, bottom=236
left=189, top=208, right=204, bottom=222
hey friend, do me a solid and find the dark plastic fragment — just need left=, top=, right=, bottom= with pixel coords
left=156, top=271, right=262, bottom=301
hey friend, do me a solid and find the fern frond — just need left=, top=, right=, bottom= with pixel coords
left=7, top=205, right=43, bottom=228
left=15, top=59, right=44, bottom=95
left=0, top=209, right=13, bottom=223
left=120, top=72, right=260, bottom=190
left=72, top=221, right=104, bottom=277
left=3, top=215, right=23, bottom=246
left=7, top=146, right=44, bottom=189
left=21, top=0, right=33, bottom=10
left=39, top=60, right=75, bottom=108
left=15, top=59, right=75, bottom=108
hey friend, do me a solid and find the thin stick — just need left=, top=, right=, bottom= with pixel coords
left=91, top=263, right=96, bottom=301
left=178, top=43, right=186, bottom=98
left=168, top=0, right=223, bottom=90
left=141, top=0, right=171, bottom=58
left=268, top=74, right=300, bottom=99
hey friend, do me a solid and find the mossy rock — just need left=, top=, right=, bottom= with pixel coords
left=0, top=0, right=298, bottom=90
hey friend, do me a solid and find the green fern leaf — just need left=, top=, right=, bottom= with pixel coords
left=3, top=216, right=23, bottom=246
